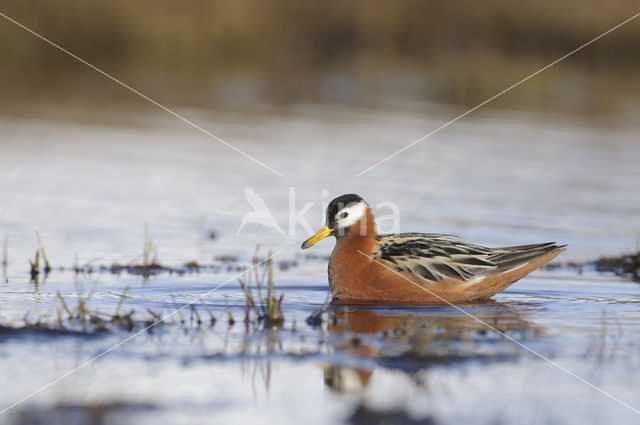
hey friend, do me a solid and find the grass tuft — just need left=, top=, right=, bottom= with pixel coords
left=29, top=238, right=41, bottom=280
left=2, top=234, right=7, bottom=284
left=29, top=233, right=52, bottom=282
left=238, top=250, right=284, bottom=328
left=143, top=224, right=152, bottom=277
left=225, top=297, right=235, bottom=326
left=2, top=234, right=7, bottom=267
left=113, top=286, right=131, bottom=319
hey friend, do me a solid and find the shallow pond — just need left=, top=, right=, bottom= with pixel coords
left=0, top=105, right=639, bottom=424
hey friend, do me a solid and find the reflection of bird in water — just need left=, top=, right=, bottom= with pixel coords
left=236, top=187, right=284, bottom=234
left=302, top=194, right=565, bottom=304
left=323, top=306, right=538, bottom=393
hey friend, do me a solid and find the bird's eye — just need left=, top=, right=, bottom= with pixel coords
left=339, top=212, right=348, bottom=219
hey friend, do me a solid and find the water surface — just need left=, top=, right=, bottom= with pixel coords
left=0, top=106, right=639, bottom=424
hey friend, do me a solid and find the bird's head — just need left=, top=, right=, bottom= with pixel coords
left=301, top=194, right=368, bottom=249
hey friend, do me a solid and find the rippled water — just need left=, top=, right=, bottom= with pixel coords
left=0, top=106, right=639, bottom=424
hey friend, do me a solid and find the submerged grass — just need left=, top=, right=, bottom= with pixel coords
left=306, top=297, right=331, bottom=327
left=557, top=250, right=640, bottom=282
left=11, top=402, right=156, bottom=425
left=16, top=288, right=148, bottom=335
left=593, top=251, right=640, bottom=282
left=60, top=227, right=263, bottom=277
left=20, top=226, right=308, bottom=279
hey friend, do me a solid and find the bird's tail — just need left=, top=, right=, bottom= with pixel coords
left=464, top=243, right=566, bottom=300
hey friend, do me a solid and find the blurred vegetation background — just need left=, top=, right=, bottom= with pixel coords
left=1, top=0, right=639, bottom=114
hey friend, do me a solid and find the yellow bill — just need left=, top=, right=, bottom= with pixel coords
left=301, top=225, right=334, bottom=249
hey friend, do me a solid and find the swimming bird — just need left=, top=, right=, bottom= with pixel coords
left=301, top=194, right=565, bottom=304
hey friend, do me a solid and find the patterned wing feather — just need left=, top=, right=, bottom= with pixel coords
left=373, top=234, right=563, bottom=283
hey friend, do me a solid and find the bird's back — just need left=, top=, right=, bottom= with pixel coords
left=373, top=233, right=563, bottom=282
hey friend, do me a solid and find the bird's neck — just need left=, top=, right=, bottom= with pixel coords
left=328, top=209, right=377, bottom=297
left=335, top=208, right=377, bottom=256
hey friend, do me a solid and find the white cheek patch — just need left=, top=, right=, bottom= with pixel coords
left=335, top=202, right=367, bottom=230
